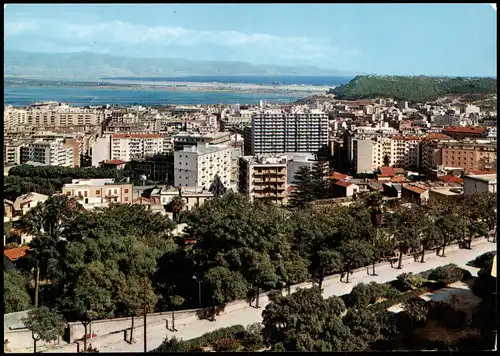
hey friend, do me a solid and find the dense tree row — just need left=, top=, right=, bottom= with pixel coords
left=329, top=75, right=497, bottom=102
left=4, top=185, right=495, bottom=352
left=5, top=164, right=145, bottom=201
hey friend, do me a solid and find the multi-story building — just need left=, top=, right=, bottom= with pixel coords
left=173, top=131, right=231, bottom=152
left=62, top=178, right=133, bottom=206
left=464, top=174, right=497, bottom=195
left=245, top=109, right=329, bottom=156
left=20, top=139, right=74, bottom=167
left=421, top=139, right=497, bottom=172
left=442, top=126, right=486, bottom=140
left=174, top=143, right=231, bottom=190
left=285, top=153, right=317, bottom=185
left=4, top=140, right=30, bottom=165
left=238, top=155, right=288, bottom=205
left=390, top=136, right=421, bottom=170
left=150, top=186, right=214, bottom=211
left=110, top=133, right=171, bottom=162
left=352, top=138, right=375, bottom=174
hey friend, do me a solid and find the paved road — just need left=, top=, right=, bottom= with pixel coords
left=38, top=240, right=495, bottom=353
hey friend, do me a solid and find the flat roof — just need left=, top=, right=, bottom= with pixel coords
left=465, top=174, right=497, bottom=183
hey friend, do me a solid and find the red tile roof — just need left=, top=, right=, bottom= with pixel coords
left=391, top=176, right=407, bottom=183
left=379, top=166, right=396, bottom=177
left=335, top=181, right=352, bottom=188
left=287, top=186, right=295, bottom=193
left=4, top=245, right=30, bottom=262
left=467, top=169, right=496, bottom=175
left=404, top=185, right=428, bottom=194
left=102, top=160, right=127, bottom=165
left=330, top=172, right=349, bottom=181
left=438, top=175, right=464, bottom=184
left=443, top=126, right=486, bottom=134
left=425, top=133, right=451, bottom=140
left=391, top=136, right=423, bottom=141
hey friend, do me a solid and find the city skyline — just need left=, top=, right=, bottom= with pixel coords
left=4, top=4, right=497, bottom=77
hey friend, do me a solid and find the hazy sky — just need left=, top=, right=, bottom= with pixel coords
left=4, top=4, right=497, bottom=76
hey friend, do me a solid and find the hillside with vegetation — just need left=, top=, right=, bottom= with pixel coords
left=329, top=75, right=497, bottom=102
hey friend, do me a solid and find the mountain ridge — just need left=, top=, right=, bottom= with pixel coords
left=4, top=50, right=355, bottom=79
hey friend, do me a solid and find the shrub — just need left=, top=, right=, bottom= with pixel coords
left=213, top=337, right=243, bottom=352
left=472, top=251, right=496, bottom=269
left=241, top=323, right=264, bottom=351
left=4, top=242, right=20, bottom=250
left=375, top=310, right=400, bottom=337
left=428, top=264, right=471, bottom=284
left=402, top=297, right=429, bottom=325
left=348, top=283, right=371, bottom=309
left=367, top=282, right=391, bottom=303
left=397, top=273, right=428, bottom=291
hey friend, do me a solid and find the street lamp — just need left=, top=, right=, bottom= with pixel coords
left=192, top=274, right=202, bottom=308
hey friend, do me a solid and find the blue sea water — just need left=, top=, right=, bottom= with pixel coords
left=4, top=76, right=353, bottom=107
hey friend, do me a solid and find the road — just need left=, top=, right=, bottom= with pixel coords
left=36, top=239, right=495, bottom=353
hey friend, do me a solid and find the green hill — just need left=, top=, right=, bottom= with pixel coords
left=330, top=75, right=497, bottom=102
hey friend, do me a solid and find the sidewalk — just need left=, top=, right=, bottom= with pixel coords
left=33, top=239, right=496, bottom=353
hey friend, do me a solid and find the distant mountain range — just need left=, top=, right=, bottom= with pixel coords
left=4, top=51, right=354, bottom=80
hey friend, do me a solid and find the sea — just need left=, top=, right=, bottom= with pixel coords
left=4, top=75, right=353, bottom=107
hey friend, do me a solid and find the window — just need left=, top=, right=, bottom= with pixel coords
left=114, top=189, right=117, bottom=194
left=96, top=190, right=100, bottom=195
left=124, top=197, right=129, bottom=202
left=124, top=189, right=129, bottom=193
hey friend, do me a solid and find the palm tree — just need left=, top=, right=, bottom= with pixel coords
left=169, top=196, right=185, bottom=225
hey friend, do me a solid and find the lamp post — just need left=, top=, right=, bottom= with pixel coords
left=192, top=274, right=202, bottom=308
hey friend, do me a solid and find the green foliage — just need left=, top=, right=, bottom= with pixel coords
left=262, top=286, right=351, bottom=351
left=397, top=272, right=429, bottom=291
left=288, top=166, right=315, bottom=209
left=471, top=251, right=496, bottom=269
left=213, top=337, right=243, bottom=352
left=4, top=242, right=20, bottom=250
left=241, top=323, right=265, bottom=351
left=204, top=267, right=249, bottom=305
left=330, top=75, right=497, bottom=102
left=402, top=297, right=430, bottom=325
left=4, top=270, right=32, bottom=313
left=151, top=325, right=246, bottom=352
left=375, top=310, right=400, bottom=337
left=428, top=264, right=471, bottom=284
left=22, top=306, right=66, bottom=343
left=343, top=309, right=381, bottom=348
left=348, top=283, right=372, bottom=309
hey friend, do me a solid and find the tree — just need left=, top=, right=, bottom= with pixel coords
left=338, top=240, right=374, bottom=283
left=419, top=212, right=442, bottom=263
left=288, top=166, right=315, bottom=209
left=465, top=222, right=489, bottom=250
left=310, top=159, right=330, bottom=199
left=59, top=262, right=116, bottom=353
left=343, top=309, right=381, bottom=348
left=246, top=252, right=279, bottom=308
left=262, top=287, right=350, bottom=351
left=167, top=195, right=185, bottom=225
left=364, top=193, right=387, bottom=275
left=348, top=283, right=372, bottom=309
left=383, top=155, right=390, bottom=167
left=4, top=270, right=32, bottom=313
left=435, top=215, right=463, bottom=257
left=388, top=207, right=421, bottom=269
left=22, top=306, right=66, bottom=353
left=275, top=252, right=309, bottom=296
left=204, top=267, right=248, bottom=321
left=402, top=297, right=429, bottom=325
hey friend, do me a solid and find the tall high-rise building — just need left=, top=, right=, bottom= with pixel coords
left=245, top=109, right=329, bottom=155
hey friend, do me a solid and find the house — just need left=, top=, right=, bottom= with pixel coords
left=377, top=166, right=396, bottom=181
left=4, top=200, right=15, bottom=219
left=333, top=181, right=360, bottom=198
left=131, top=196, right=165, bottom=215
left=438, top=175, right=464, bottom=185
left=382, top=183, right=402, bottom=198
left=330, top=172, right=350, bottom=182
left=402, top=184, right=429, bottom=203
left=428, top=186, right=463, bottom=202
left=9, top=192, right=49, bottom=218
left=4, top=245, right=30, bottom=267
left=99, top=159, right=127, bottom=170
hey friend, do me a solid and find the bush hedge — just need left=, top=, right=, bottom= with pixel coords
left=151, top=325, right=246, bottom=352
left=471, top=251, right=497, bottom=269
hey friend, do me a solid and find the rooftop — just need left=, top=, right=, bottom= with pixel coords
left=443, top=126, right=486, bottom=134
left=404, top=185, right=428, bottom=194
left=4, top=245, right=30, bottom=262
left=241, top=155, right=287, bottom=165
left=464, top=174, right=497, bottom=183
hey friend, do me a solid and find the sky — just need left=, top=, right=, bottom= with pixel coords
left=4, top=4, right=497, bottom=77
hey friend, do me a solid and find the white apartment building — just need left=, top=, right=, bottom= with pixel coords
left=110, top=133, right=171, bottom=161
left=238, top=155, right=288, bottom=205
left=246, top=109, right=329, bottom=155
left=174, top=143, right=232, bottom=190
left=4, top=140, right=30, bottom=165
left=20, top=139, right=74, bottom=167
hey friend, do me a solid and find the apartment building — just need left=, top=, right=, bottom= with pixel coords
left=245, top=109, right=329, bottom=155
left=239, top=155, right=288, bottom=205
left=173, top=131, right=231, bottom=152
left=62, top=178, right=133, bottom=206
left=285, top=152, right=317, bottom=185
left=174, top=143, right=232, bottom=190
left=442, top=126, right=486, bottom=140
left=421, top=139, right=497, bottom=172
left=20, top=139, right=74, bottom=167
left=463, top=174, right=497, bottom=195
left=352, top=138, right=375, bottom=174
left=4, top=140, right=30, bottom=165
left=110, top=133, right=171, bottom=161
left=390, top=136, right=421, bottom=170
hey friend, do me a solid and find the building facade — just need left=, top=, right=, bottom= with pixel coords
left=174, top=143, right=232, bottom=190
left=239, top=155, right=288, bottom=205
left=62, top=178, right=134, bottom=205
left=463, top=174, right=497, bottom=195
left=246, top=109, right=329, bottom=155
left=20, top=139, right=74, bottom=167
left=110, top=133, right=171, bottom=161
